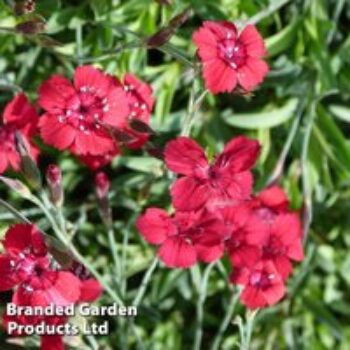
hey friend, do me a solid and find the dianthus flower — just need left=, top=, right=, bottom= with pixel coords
left=0, top=93, right=39, bottom=174
left=193, top=21, right=269, bottom=94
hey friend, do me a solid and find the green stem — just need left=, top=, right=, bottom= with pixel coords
left=301, top=102, right=317, bottom=242
left=193, top=263, right=215, bottom=350
left=133, top=258, right=159, bottom=307
left=210, top=289, right=240, bottom=350
left=30, top=195, right=125, bottom=306
left=0, top=198, right=32, bottom=224
left=241, top=310, right=258, bottom=350
left=107, top=226, right=121, bottom=281
left=248, top=0, right=291, bottom=25
left=181, top=79, right=207, bottom=137
left=266, top=100, right=305, bottom=186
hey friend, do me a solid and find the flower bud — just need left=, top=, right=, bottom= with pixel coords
left=15, top=131, right=42, bottom=190
left=128, top=119, right=156, bottom=135
left=95, top=172, right=112, bottom=226
left=146, top=8, right=191, bottom=48
left=46, top=164, right=64, bottom=207
left=14, top=0, right=36, bottom=16
left=95, top=172, right=110, bottom=200
left=16, top=19, right=45, bottom=35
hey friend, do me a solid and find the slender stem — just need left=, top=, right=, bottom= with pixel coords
left=182, top=79, right=207, bottom=137
left=0, top=198, right=32, bottom=224
left=241, top=310, right=258, bottom=350
left=248, top=0, right=291, bottom=25
left=80, top=41, right=141, bottom=63
left=121, top=213, right=140, bottom=297
left=107, top=226, right=121, bottom=281
left=133, top=258, right=159, bottom=307
left=266, top=101, right=305, bottom=186
left=30, top=195, right=125, bottom=305
left=210, top=289, right=240, bottom=350
left=76, top=24, right=83, bottom=65
left=193, top=263, right=215, bottom=350
left=327, top=0, right=345, bottom=44
left=301, top=102, right=317, bottom=242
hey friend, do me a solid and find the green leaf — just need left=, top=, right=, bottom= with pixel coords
left=266, top=19, right=300, bottom=57
left=114, top=156, right=163, bottom=173
left=222, top=98, right=298, bottom=130
left=317, top=106, right=350, bottom=172
left=329, top=104, right=350, bottom=123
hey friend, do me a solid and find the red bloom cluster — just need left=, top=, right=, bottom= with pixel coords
left=137, top=136, right=304, bottom=309
left=0, top=224, right=102, bottom=349
left=193, top=21, right=269, bottom=94
left=38, top=65, right=154, bottom=170
left=0, top=93, right=39, bottom=174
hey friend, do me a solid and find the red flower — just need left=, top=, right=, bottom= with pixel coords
left=223, top=205, right=266, bottom=268
left=136, top=208, right=228, bottom=268
left=41, top=335, right=65, bottom=350
left=193, top=21, right=269, bottom=94
left=246, top=213, right=304, bottom=280
left=78, top=148, right=120, bottom=170
left=231, top=260, right=285, bottom=309
left=38, top=65, right=129, bottom=156
left=251, top=186, right=289, bottom=224
left=0, top=94, right=39, bottom=174
left=0, top=224, right=48, bottom=291
left=164, top=136, right=260, bottom=211
left=121, top=74, right=155, bottom=149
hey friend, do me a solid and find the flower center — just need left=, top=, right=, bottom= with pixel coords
left=218, top=36, right=246, bottom=69
left=263, top=236, right=286, bottom=257
left=249, top=271, right=275, bottom=289
left=57, top=86, right=110, bottom=134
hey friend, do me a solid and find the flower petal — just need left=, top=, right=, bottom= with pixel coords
left=239, top=25, right=267, bottom=58
left=158, top=237, right=197, bottom=268
left=216, top=136, right=260, bottom=173
left=171, top=177, right=209, bottom=211
left=203, top=59, right=238, bottom=94
left=38, top=75, right=76, bottom=114
left=164, top=137, right=208, bottom=176
left=136, top=208, right=175, bottom=245
left=80, top=279, right=103, bottom=302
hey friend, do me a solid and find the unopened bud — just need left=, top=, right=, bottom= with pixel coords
left=14, top=0, right=36, bottom=15
left=145, top=143, right=164, bottom=160
left=146, top=27, right=174, bottom=48
left=46, top=164, right=63, bottom=207
left=95, top=172, right=110, bottom=200
left=128, top=119, right=155, bottom=134
left=146, top=8, right=191, bottom=48
left=111, top=127, right=137, bottom=144
left=16, top=20, right=45, bottom=35
left=15, top=131, right=42, bottom=190
left=95, top=172, right=112, bottom=226
left=0, top=175, right=32, bottom=199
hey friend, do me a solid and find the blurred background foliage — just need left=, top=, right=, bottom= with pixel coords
left=0, top=0, right=350, bottom=349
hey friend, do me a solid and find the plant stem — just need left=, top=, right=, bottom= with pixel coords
left=107, top=226, right=121, bottom=281
left=248, top=0, right=291, bottom=25
left=0, top=198, right=32, bottom=224
left=31, top=195, right=125, bottom=306
left=193, top=263, right=215, bottom=350
left=266, top=100, right=305, bottom=186
left=182, top=78, right=207, bottom=137
left=301, top=102, right=317, bottom=242
left=240, top=310, right=259, bottom=350
left=133, top=258, right=159, bottom=307
left=210, top=289, right=240, bottom=350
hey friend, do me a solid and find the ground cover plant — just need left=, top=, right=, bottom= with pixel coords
left=0, top=0, right=350, bottom=349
